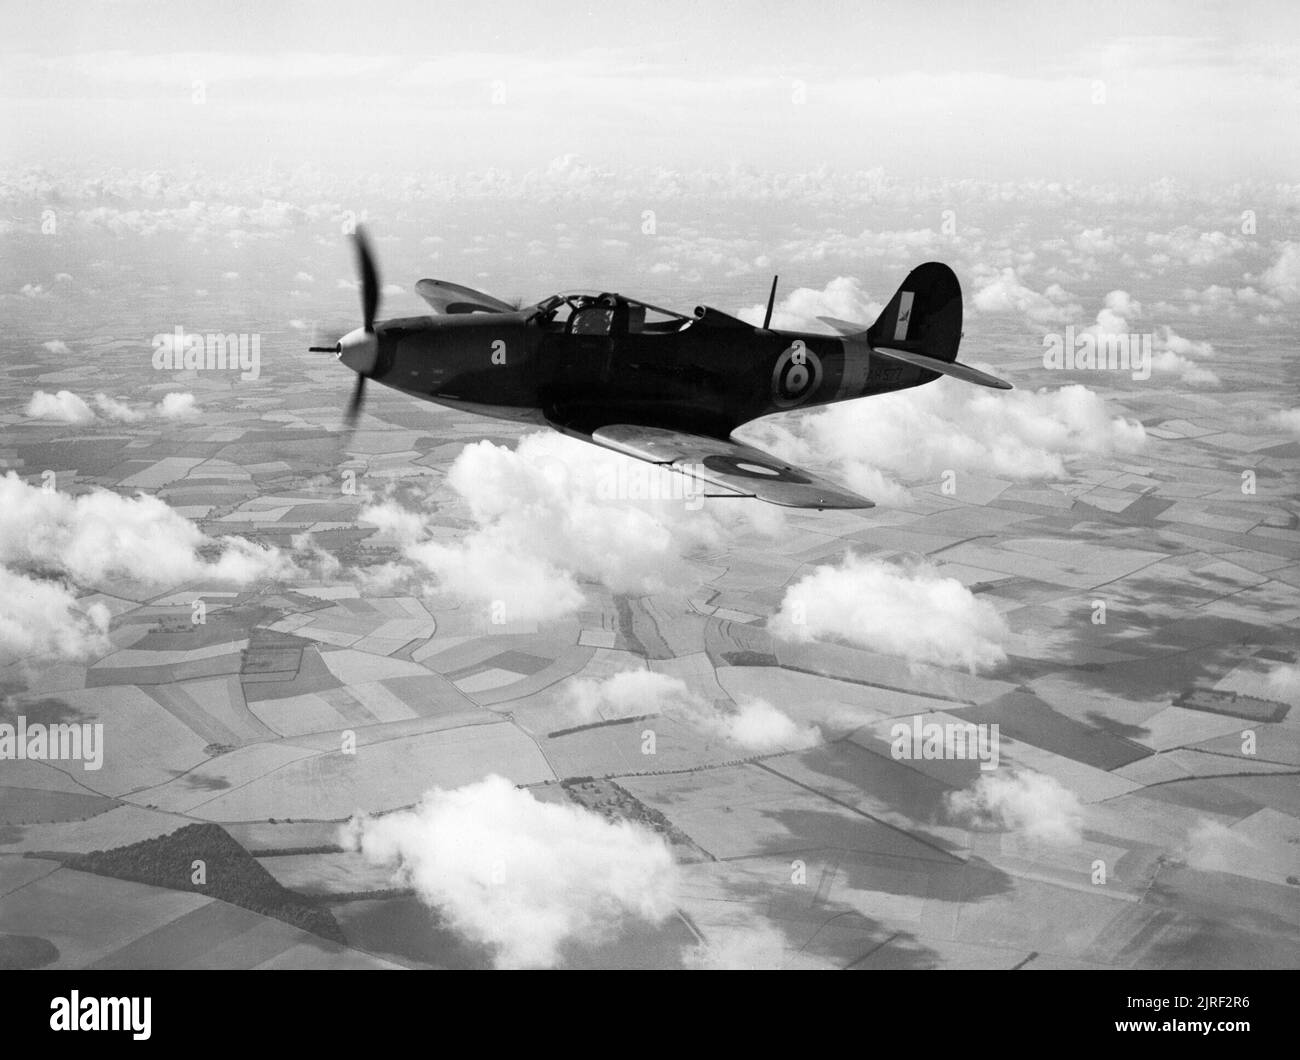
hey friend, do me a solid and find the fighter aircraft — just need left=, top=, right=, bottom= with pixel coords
left=311, top=230, right=1011, bottom=509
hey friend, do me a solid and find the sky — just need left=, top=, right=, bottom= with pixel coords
left=2, top=0, right=1299, bottom=181
left=1, top=0, right=1296, bottom=362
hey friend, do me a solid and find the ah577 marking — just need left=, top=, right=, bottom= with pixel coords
left=312, top=230, right=1010, bottom=509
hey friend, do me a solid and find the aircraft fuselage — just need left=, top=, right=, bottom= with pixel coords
left=359, top=306, right=934, bottom=439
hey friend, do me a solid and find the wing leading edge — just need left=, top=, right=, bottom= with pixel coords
left=558, top=422, right=873, bottom=509
left=415, top=279, right=516, bottom=314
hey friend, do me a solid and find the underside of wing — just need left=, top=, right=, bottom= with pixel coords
left=415, top=278, right=516, bottom=314
left=562, top=422, right=873, bottom=509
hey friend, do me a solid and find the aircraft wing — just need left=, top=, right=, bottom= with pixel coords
left=562, top=422, right=873, bottom=509
left=415, top=279, right=516, bottom=314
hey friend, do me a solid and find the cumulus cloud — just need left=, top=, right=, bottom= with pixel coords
left=569, top=669, right=690, bottom=723
left=360, top=432, right=781, bottom=624
left=740, top=381, right=1145, bottom=508
left=568, top=669, right=818, bottom=752
left=93, top=393, right=146, bottom=423
left=1261, top=241, right=1300, bottom=303
left=944, top=770, right=1083, bottom=844
left=971, top=268, right=1081, bottom=324
left=1185, top=818, right=1259, bottom=873
left=710, top=697, right=820, bottom=752
left=0, top=472, right=297, bottom=586
left=0, top=567, right=112, bottom=663
left=769, top=553, right=1011, bottom=673
left=1072, top=227, right=1117, bottom=255
left=156, top=392, right=199, bottom=419
left=0, top=472, right=307, bottom=662
left=26, top=390, right=199, bottom=424
left=1149, top=349, right=1219, bottom=387
left=1168, top=282, right=1281, bottom=318
left=1268, top=409, right=1300, bottom=438
left=1084, top=290, right=1219, bottom=386
left=1265, top=663, right=1300, bottom=703
left=735, top=275, right=883, bottom=331
left=340, top=775, right=679, bottom=968
left=685, top=918, right=788, bottom=969
left=1145, top=226, right=1245, bottom=269
left=26, top=390, right=95, bottom=424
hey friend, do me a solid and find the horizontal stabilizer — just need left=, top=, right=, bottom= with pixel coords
left=816, top=316, right=1011, bottom=389
left=872, top=346, right=1012, bottom=390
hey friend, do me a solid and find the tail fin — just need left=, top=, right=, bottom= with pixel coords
left=868, top=261, right=963, bottom=363
left=818, top=262, right=1011, bottom=390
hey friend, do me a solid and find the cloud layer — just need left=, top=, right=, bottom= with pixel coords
left=740, top=381, right=1146, bottom=506
left=1083, top=290, right=1219, bottom=386
left=0, top=472, right=300, bottom=662
left=361, top=432, right=781, bottom=624
left=25, top=389, right=200, bottom=424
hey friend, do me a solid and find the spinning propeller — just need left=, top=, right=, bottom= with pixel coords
left=310, top=227, right=382, bottom=428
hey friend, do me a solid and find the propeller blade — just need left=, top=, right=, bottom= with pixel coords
left=344, top=374, right=366, bottom=428
left=353, top=227, right=381, bottom=331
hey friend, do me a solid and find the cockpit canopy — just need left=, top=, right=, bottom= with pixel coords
left=531, top=291, right=692, bottom=335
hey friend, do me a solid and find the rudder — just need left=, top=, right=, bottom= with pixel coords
left=867, top=261, right=962, bottom=364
